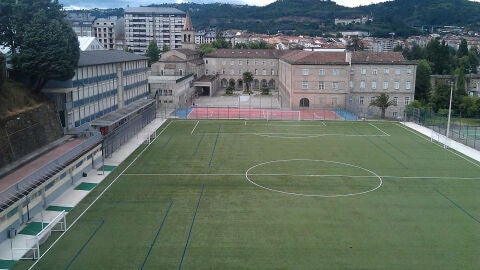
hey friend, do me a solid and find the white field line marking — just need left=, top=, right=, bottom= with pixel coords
left=191, top=120, right=199, bottom=135
left=122, top=173, right=480, bottom=180
left=369, top=123, right=390, bottom=136
left=27, top=121, right=174, bottom=270
left=245, top=159, right=383, bottom=198
left=396, top=123, right=480, bottom=169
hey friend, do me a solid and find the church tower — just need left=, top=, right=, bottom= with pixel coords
left=182, top=13, right=196, bottom=50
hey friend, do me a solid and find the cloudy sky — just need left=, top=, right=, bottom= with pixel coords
left=61, top=0, right=480, bottom=9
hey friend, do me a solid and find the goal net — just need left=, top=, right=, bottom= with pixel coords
left=264, top=110, right=301, bottom=121
left=13, top=210, right=67, bottom=260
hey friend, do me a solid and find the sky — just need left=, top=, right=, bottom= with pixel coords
left=61, top=0, right=480, bottom=9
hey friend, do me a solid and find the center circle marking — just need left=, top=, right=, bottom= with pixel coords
left=245, top=159, right=382, bottom=197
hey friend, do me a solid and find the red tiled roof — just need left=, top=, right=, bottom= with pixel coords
left=205, top=49, right=284, bottom=59
left=281, top=51, right=348, bottom=65
left=352, top=51, right=413, bottom=64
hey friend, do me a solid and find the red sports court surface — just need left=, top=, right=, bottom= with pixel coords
left=187, top=107, right=343, bottom=120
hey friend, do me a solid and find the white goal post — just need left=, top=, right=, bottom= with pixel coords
left=264, top=110, right=301, bottom=121
left=12, top=210, right=67, bottom=260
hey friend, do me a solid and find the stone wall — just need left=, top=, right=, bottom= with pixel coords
left=0, top=104, right=63, bottom=168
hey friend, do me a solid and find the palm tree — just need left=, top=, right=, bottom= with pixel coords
left=242, top=71, right=254, bottom=93
left=369, top=93, right=396, bottom=119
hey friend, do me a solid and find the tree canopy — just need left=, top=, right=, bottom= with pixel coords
left=145, top=41, right=160, bottom=66
left=369, top=93, right=396, bottom=119
left=0, top=0, right=79, bottom=92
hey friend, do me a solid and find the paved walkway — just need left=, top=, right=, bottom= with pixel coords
left=402, top=122, right=480, bottom=162
left=0, top=115, right=168, bottom=269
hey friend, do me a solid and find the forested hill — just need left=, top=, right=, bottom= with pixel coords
left=148, top=0, right=480, bottom=37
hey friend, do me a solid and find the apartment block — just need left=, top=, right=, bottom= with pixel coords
left=124, top=7, right=186, bottom=54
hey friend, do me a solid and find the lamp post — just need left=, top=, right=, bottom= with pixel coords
left=444, top=81, right=454, bottom=148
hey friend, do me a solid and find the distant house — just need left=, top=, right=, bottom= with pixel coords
left=78, top=36, right=106, bottom=51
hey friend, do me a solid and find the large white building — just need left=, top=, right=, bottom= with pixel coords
left=43, top=50, right=149, bottom=131
left=124, top=7, right=186, bottom=54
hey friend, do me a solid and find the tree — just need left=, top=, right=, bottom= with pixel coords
left=162, top=44, right=169, bottom=53
left=457, top=38, right=468, bottom=58
left=15, top=11, right=79, bottom=92
left=415, top=59, right=432, bottom=104
left=0, top=53, right=5, bottom=91
left=369, top=93, right=396, bottom=119
left=429, top=82, right=451, bottom=112
left=242, top=71, right=254, bottom=93
left=145, top=40, right=160, bottom=66
left=0, top=0, right=64, bottom=53
left=347, top=37, right=364, bottom=51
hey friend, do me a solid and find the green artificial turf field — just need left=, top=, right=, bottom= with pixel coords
left=18, top=120, right=480, bottom=270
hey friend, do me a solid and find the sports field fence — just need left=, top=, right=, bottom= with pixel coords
left=406, top=107, right=480, bottom=150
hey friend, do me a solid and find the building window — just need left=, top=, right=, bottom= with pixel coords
left=333, top=69, right=340, bottom=76
left=222, top=60, right=226, bottom=65
left=230, top=60, right=234, bottom=65
left=255, top=69, right=258, bottom=75
left=406, top=81, right=411, bottom=90
left=271, top=61, right=275, bottom=66
left=319, top=69, right=325, bottom=76
left=239, top=69, right=243, bottom=75
left=393, top=97, right=398, bottom=105
left=238, top=60, right=242, bottom=65
left=205, top=69, right=208, bottom=75
left=394, top=81, right=400, bottom=90
left=331, top=97, right=337, bottom=106
left=372, top=68, right=378, bottom=75
left=360, top=80, right=366, bottom=89
left=302, top=81, right=309, bottom=90
left=384, top=68, right=389, bottom=74
left=361, top=67, right=366, bottom=75
left=405, top=96, right=410, bottom=105
left=230, top=69, right=234, bottom=75
left=302, top=69, right=309, bottom=76
left=360, top=96, right=364, bottom=105
left=246, top=60, right=250, bottom=65
left=372, top=81, right=377, bottom=90
left=205, top=60, right=209, bottom=64
left=255, top=60, right=259, bottom=65
left=383, top=81, right=388, bottom=90
left=395, top=68, right=401, bottom=75
left=350, top=81, right=354, bottom=89
left=319, top=82, right=325, bottom=90
left=271, top=69, right=275, bottom=75
left=332, top=82, right=339, bottom=90
left=406, top=68, right=412, bottom=75
left=393, top=112, right=398, bottom=118
left=370, top=97, right=376, bottom=103
left=222, top=68, right=225, bottom=75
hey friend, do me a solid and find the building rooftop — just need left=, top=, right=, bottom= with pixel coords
left=78, top=50, right=148, bottom=67
left=205, top=49, right=283, bottom=59
left=91, top=99, right=155, bottom=127
left=281, top=50, right=348, bottom=65
left=351, top=51, right=414, bottom=64
left=125, top=7, right=185, bottom=15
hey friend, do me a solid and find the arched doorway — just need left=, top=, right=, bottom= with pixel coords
left=229, top=79, right=235, bottom=88
left=237, top=79, right=244, bottom=90
left=221, top=79, right=228, bottom=88
left=261, top=79, right=268, bottom=87
left=268, top=79, right=275, bottom=89
left=253, top=79, right=260, bottom=90
left=300, top=98, right=310, bottom=108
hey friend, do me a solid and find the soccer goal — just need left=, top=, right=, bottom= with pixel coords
left=264, top=110, right=301, bottom=121
left=12, top=210, right=67, bottom=260
left=143, top=130, right=157, bottom=145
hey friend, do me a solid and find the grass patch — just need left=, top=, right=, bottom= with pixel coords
left=15, top=120, right=480, bottom=270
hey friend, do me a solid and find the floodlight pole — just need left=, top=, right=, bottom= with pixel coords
left=444, top=81, right=454, bottom=149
